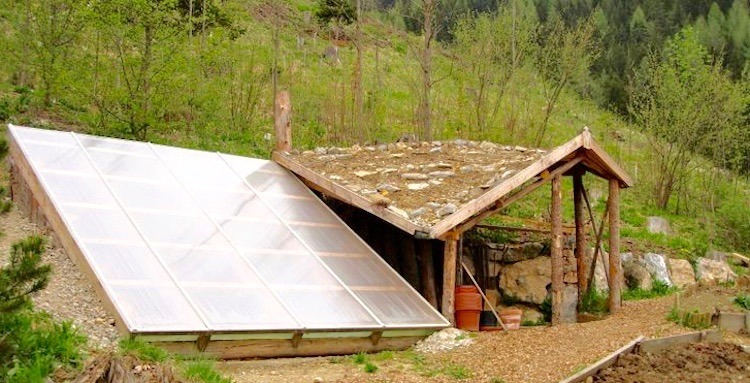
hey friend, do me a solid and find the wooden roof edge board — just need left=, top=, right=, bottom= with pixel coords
left=584, top=139, right=634, bottom=187
left=272, top=151, right=428, bottom=236
left=429, top=133, right=586, bottom=239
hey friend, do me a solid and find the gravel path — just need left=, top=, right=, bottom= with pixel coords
left=0, top=207, right=120, bottom=350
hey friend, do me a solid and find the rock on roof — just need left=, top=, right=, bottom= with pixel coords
left=287, top=140, right=547, bottom=227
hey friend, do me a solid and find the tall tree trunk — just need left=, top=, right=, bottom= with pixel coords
left=420, top=0, right=435, bottom=141
left=353, top=0, right=365, bottom=143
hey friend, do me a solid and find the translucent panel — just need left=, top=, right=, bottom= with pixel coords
left=243, top=251, right=339, bottom=286
left=265, top=196, right=340, bottom=225
left=109, top=179, right=201, bottom=214
left=222, top=154, right=281, bottom=175
left=187, top=286, right=297, bottom=330
left=109, top=284, right=206, bottom=332
left=41, top=172, right=117, bottom=206
left=277, top=289, right=379, bottom=328
left=14, top=127, right=77, bottom=145
left=22, top=142, right=96, bottom=174
left=319, top=256, right=402, bottom=287
left=130, top=212, right=229, bottom=247
left=88, top=150, right=172, bottom=180
left=158, top=246, right=263, bottom=285
left=60, top=205, right=142, bottom=242
left=243, top=171, right=310, bottom=196
left=192, top=189, right=266, bottom=218
left=78, top=134, right=154, bottom=156
left=221, top=219, right=306, bottom=251
left=356, top=290, right=445, bottom=325
left=292, top=225, right=371, bottom=254
left=155, top=146, right=247, bottom=189
left=84, top=242, right=169, bottom=281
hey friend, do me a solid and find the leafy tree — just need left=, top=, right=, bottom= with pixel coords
left=316, top=0, right=357, bottom=25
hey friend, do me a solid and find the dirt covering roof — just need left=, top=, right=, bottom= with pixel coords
left=286, top=139, right=547, bottom=228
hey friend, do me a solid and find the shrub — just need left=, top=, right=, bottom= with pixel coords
left=579, top=289, right=608, bottom=314
left=623, top=280, right=677, bottom=301
left=118, top=339, right=169, bottom=363
left=181, top=359, right=232, bottom=383
left=734, top=293, right=750, bottom=310
left=364, top=362, right=378, bottom=373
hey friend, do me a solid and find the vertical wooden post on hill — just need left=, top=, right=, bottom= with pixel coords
left=573, top=172, right=588, bottom=302
left=274, top=91, right=292, bottom=152
left=442, top=231, right=458, bottom=325
left=608, top=179, right=622, bottom=313
left=551, top=174, right=564, bottom=325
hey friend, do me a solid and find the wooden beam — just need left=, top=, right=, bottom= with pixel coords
left=441, top=231, right=459, bottom=325
left=581, top=129, right=634, bottom=187
left=274, top=90, right=292, bottom=152
left=558, top=336, right=645, bottom=383
left=447, top=157, right=583, bottom=238
left=584, top=184, right=610, bottom=294
left=273, top=152, right=427, bottom=236
left=550, top=175, right=564, bottom=325
left=608, top=179, right=622, bottom=313
left=573, top=172, right=587, bottom=303
left=399, top=235, right=420, bottom=291
left=417, top=240, right=438, bottom=308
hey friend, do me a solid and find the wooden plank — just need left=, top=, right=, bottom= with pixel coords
left=430, top=135, right=586, bottom=238
left=607, top=179, right=621, bottom=313
left=448, top=157, right=583, bottom=238
left=551, top=175, right=564, bottom=325
left=638, top=330, right=722, bottom=354
left=157, top=336, right=425, bottom=359
left=7, top=134, right=131, bottom=336
left=460, top=261, right=508, bottom=332
left=273, top=152, right=427, bottom=236
left=558, top=336, right=645, bottom=383
left=399, top=235, right=420, bottom=291
left=730, top=252, right=750, bottom=267
left=573, top=172, right=587, bottom=301
left=417, top=240, right=438, bottom=308
left=717, top=313, right=747, bottom=333
left=274, top=91, right=292, bottom=152
left=581, top=130, right=634, bottom=187
left=442, top=231, right=458, bottom=325
left=474, top=223, right=575, bottom=234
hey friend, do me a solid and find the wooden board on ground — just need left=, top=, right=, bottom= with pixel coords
left=558, top=336, right=645, bottom=383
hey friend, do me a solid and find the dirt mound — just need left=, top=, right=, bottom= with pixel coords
left=594, top=342, right=750, bottom=382
left=72, top=354, right=183, bottom=383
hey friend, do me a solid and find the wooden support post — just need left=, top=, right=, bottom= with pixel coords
left=608, top=179, right=622, bottom=313
left=551, top=175, right=564, bottom=325
left=399, top=235, right=420, bottom=291
left=573, top=172, right=588, bottom=303
left=417, top=240, right=438, bottom=309
left=274, top=91, right=292, bottom=152
left=441, top=231, right=458, bottom=325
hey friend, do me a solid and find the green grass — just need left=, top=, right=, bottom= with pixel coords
left=181, top=359, right=233, bottom=383
left=622, top=280, right=678, bottom=301
left=667, top=307, right=712, bottom=329
left=521, top=318, right=548, bottom=326
left=118, top=340, right=232, bottom=383
left=579, top=289, right=609, bottom=314
left=442, top=363, right=473, bottom=379
left=734, top=293, right=750, bottom=310
left=364, top=362, right=378, bottom=373
left=351, top=351, right=367, bottom=365
left=118, top=339, right=169, bottom=363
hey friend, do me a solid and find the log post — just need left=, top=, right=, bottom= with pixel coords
left=274, top=91, right=292, bottom=152
left=608, top=179, right=622, bottom=313
left=441, top=231, right=458, bottom=325
left=417, top=240, right=438, bottom=308
left=399, top=235, right=420, bottom=291
left=551, top=175, right=564, bottom=325
left=573, top=172, right=588, bottom=303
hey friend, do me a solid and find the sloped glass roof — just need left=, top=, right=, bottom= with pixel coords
left=9, top=125, right=448, bottom=334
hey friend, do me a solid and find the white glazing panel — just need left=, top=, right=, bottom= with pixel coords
left=109, top=284, right=206, bottom=332
left=40, top=172, right=117, bottom=207
left=292, top=225, right=371, bottom=254
left=221, top=219, right=306, bottom=251
left=78, top=134, right=154, bottom=156
left=186, top=286, right=297, bottom=330
left=129, top=212, right=230, bottom=248
left=356, top=290, right=445, bottom=325
left=243, top=252, right=340, bottom=286
left=158, top=247, right=263, bottom=285
left=13, top=127, right=77, bottom=145
left=264, top=196, right=340, bottom=225
left=191, top=189, right=266, bottom=218
left=155, top=145, right=248, bottom=189
left=109, top=179, right=202, bottom=214
left=88, top=150, right=172, bottom=180
left=60, top=205, right=142, bottom=242
left=221, top=153, right=279, bottom=176
left=83, top=242, right=169, bottom=281
left=242, top=171, right=309, bottom=196
left=319, top=256, right=402, bottom=287
left=22, top=142, right=96, bottom=174
left=276, top=289, right=379, bottom=328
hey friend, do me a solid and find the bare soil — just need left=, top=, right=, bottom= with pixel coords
left=593, top=342, right=750, bottom=383
left=677, top=285, right=750, bottom=314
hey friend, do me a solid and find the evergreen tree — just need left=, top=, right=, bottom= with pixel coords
left=0, top=236, right=51, bottom=314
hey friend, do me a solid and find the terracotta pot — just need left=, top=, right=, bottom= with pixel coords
left=454, top=293, right=482, bottom=311
left=455, top=285, right=479, bottom=294
left=455, top=309, right=481, bottom=331
left=499, top=308, right=523, bottom=330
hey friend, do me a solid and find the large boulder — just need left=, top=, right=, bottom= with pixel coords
left=498, top=256, right=550, bottom=305
left=646, top=216, right=671, bottom=235
left=641, top=253, right=673, bottom=286
left=696, top=258, right=736, bottom=283
left=705, top=250, right=729, bottom=262
left=587, top=248, right=611, bottom=292
left=622, top=255, right=653, bottom=290
left=667, top=258, right=696, bottom=288
left=487, top=242, right=546, bottom=263
left=561, top=285, right=578, bottom=324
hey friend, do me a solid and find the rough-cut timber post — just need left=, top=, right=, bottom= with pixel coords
left=573, top=172, right=588, bottom=302
left=551, top=175, right=564, bottom=325
left=399, top=236, right=420, bottom=291
left=442, top=231, right=458, bottom=325
left=417, top=240, right=438, bottom=309
left=608, top=179, right=622, bottom=312
left=274, top=91, right=292, bottom=152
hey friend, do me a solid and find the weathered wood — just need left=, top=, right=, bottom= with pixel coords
left=607, top=179, right=621, bottom=313
left=274, top=152, right=427, bottom=236
left=417, top=240, right=438, bottom=308
left=585, top=184, right=611, bottom=294
left=580, top=129, right=634, bottom=187
left=557, top=336, right=645, bottom=383
left=551, top=175, right=564, bottom=325
left=441, top=232, right=458, bottom=325
left=474, top=223, right=576, bottom=234
left=460, top=261, right=508, bottom=332
left=399, top=235, right=420, bottom=291
left=447, top=157, right=583, bottom=238
left=717, top=312, right=749, bottom=333
left=730, top=252, right=750, bottom=267
left=380, top=225, right=400, bottom=270
left=274, top=91, right=292, bottom=152
left=573, top=172, right=587, bottom=302
left=638, top=330, right=721, bottom=354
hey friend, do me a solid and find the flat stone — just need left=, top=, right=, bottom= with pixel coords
left=314, top=147, right=327, bottom=155
left=514, top=146, right=528, bottom=152
left=436, top=203, right=457, bottom=217
left=426, top=202, right=441, bottom=210
left=479, top=141, right=498, bottom=151
left=428, top=179, right=442, bottom=185
left=378, top=167, right=398, bottom=174
left=387, top=206, right=409, bottom=219
left=429, top=147, right=442, bottom=153
left=389, top=153, right=405, bottom=158
left=330, top=175, right=342, bottom=181
left=302, top=150, right=315, bottom=155
left=354, top=170, right=377, bottom=178
left=403, top=164, right=416, bottom=171
left=376, top=183, right=400, bottom=193
left=429, top=171, right=455, bottom=178
left=668, top=258, right=696, bottom=288
left=402, top=173, right=428, bottom=180
left=376, top=144, right=388, bottom=151
left=407, top=183, right=430, bottom=191
left=459, top=165, right=476, bottom=172
left=500, top=170, right=513, bottom=179
left=409, top=207, right=427, bottom=219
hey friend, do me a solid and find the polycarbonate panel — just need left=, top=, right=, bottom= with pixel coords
left=9, top=125, right=449, bottom=335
